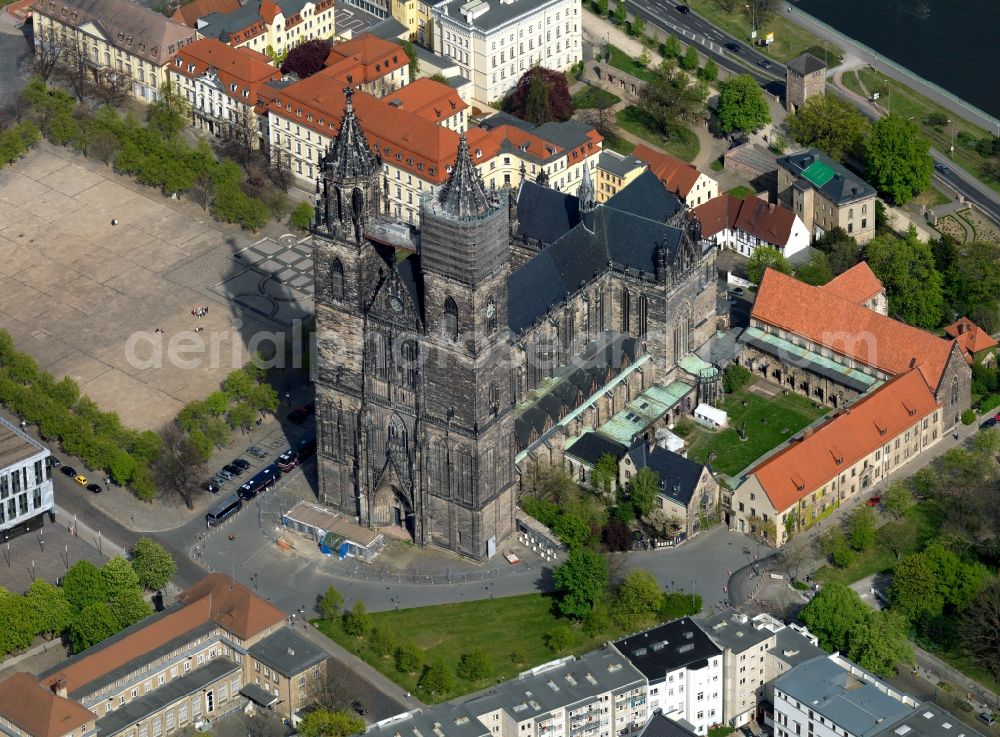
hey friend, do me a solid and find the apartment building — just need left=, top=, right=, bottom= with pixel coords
left=632, top=144, right=717, bottom=208
left=0, top=416, right=54, bottom=543
left=776, top=149, right=877, bottom=244
left=594, top=150, right=645, bottom=203
left=170, top=39, right=281, bottom=140
left=0, top=672, right=96, bottom=737
left=323, top=33, right=410, bottom=97
left=246, top=628, right=327, bottom=715
left=692, top=195, right=809, bottom=260
left=384, top=77, right=468, bottom=131
left=430, top=0, right=582, bottom=106
left=389, top=0, right=433, bottom=45
left=32, top=0, right=196, bottom=103
left=195, top=0, right=336, bottom=57
left=612, top=619, right=723, bottom=736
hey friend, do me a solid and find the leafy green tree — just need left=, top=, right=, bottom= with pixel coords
left=583, top=600, right=613, bottom=636
left=962, top=575, right=1000, bottom=680
left=636, top=66, right=707, bottom=139
left=69, top=601, right=119, bottom=653
left=882, top=480, right=912, bottom=520
left=847, top=507, right=876, bottom=551
left=0, top=593, right=38, bottom=653
left=629, top=15, right=645, bottom=36
left=716, top=74, right=770, bottom=134
left=523, top=69, right=553, bottom=126
left=659, top=590, right=701, bottom=619
left=597, top=0, right=608, bottom=15
left=864, top=228, right=944, bottom=328
left=343, top=601, right=370, bottom=636
left=629, top=468, right=659, bottom=518
left=368, top=625, right=395, bottom=657
left=813, top=227, right=859, bottom=275
left=889, top=552, right=942, bottom=622
left=746, top=245, right=791, bottom=284
left=130, top=538, right=176, bottom=590
left=553, top=512, right=594, bottom=550
left=700, top=58, right=718, bottom=82
left=799, top=582, right=871, bottom=653
left=318, top=585, right=344, bottom=619
left=847, top=610, right=914, bottom=677
left=722, top=363, right=752, bottom=393
left=394, top=640, right=424, bottom=673
left=786, top=94, right=869, bottom=161
left=591, top=453, right=619, bottom=496
left=102, top=556, right=142, bottom=596
left=108, top=589, right=153, bottom=629
left=864, top=115, right=933, bottom=204
left=25, top=579, right=71, bottom=638
left=417, top=660, right=455, bottom=697
left=946, top=240, right=1000, bottom=332
left=819, top=528, right=853, bottom=567
left=62, top=560, right=108, bottom=612
left=553, top=548, right=609, bottom=619
left=614, top=1, right=626, bottom=24
left=298, top=708, right=365, bottom=737
left=794, top=252, right=834, bottom=285
left=923, top=542, right=988, bottom=610
left=611, top=569, right=661, bottom=630
left=290, top=201, right=314, bottom=230
left=227, top=401, right=258, bottom=434
left=147, top=81, right=191, bottom=140
left=663, top=35, right=681, bottom=58
left=679, top=45, right=699, bottom=71
left=545, top=622, right=574, bottom=653
left=457, top=648, right=493, bottom=681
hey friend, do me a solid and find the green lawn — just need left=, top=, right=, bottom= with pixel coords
left=616, top=106, right=700, bottom=162
left=603, top=130, right=637, bottom=155
left=676, top=0, right=842, bottom=63
left=812, top=502, right=941, bottom=586
left=685, top=387, right=828, bottom=476
left=316, top=593, right=625, bottom=703
left=572, top=85, right=621, bottom=110
left=726, top=185, right=754, bottom=198
left=606, top=44, right=659, bottom=84
left=841, top=68, right=1000, bottom=195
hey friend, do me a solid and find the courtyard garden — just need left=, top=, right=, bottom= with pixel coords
left=682, top=384, right=829, bottom=477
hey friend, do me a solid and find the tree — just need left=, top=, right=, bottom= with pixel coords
left=786, top=94, right=869, bottom=161
left=700, top=58, right=718, bottom=82
left=151, top=424, right=205, bottom=509
left=659, top=590, right=701, bottom=619
left=864, top=115, right=933, bottom=204
left=629, top=15, right=645, bottom=36
left=25, top=579, right=71, bottom=638
left=716, top=74, right=770, bottom=134
left=614, top=1, right=626, bottom=24
left=343, top=601, right=370, bottom=636
left=108, top=588, right=153, bottom=629
left=0, top=593, right=38, bottom=654
left=963, top=575, right=1000, bottom=680
left=590, top=453, right=619, bottom=497
left=31, top=26, right=65, bottom=82
left=93, top=70, right=131, bottom=109
left=813, top=227, right=860, bottom=275
left=227, top=401, right=258, bottom=434
left=946, top=240, right=1000, bottom=332
left=553, top=511, right=594, bottom=550
left=663, top=35, right=681, bottom=58
left=722, top=363, right=751, bottom=393
left=545, top=622, right=574, bottom=653
left=290, top=201, right=314, bottom=230
left=636, top=66, right=707, bottom=139
left=629, top=468, right=659, bottom=518
left=147, top=82, right=190, bottom=140
left=679, top=45, right=699, bottom=71
left=394, top=640, right=424, bottom=673
left=68, top=601, right=119, bottom=653
left=457, top=648, right=493, bottom=681
left=400, top=39, right=420, bottom=82
left=280, top=39, right=333, bottom=79
left=890, top=552, right=943, bottom=622
left=582, top=105, right=619, bottom=140
left=102, top=556, right=141, bottom=596
left=603, top=518, right=632, bottom=552
left=819, top=527, right=853, bottom=567
left=596, top=0, right=608, bottom=15
left=847, top=610, right=914, bottom=677
left=130, top=537, right=177, bottom=590
left=794, top=251, right=834, bottom=285
left=882, top=480, right=912, bottom=520
left=508, top=67, right=573, bottom=125
left=298, top=708, right=365, bottom=737
left=368, top=625, right=395, bottom=657
left=864, top=228, right=944, bottom=328
left=847, top=507, right=876, bottom=551
left=417, top=660, right=455, bottom=697
left=318, top=585, right=344, bottom=619
left=746, top=246, right=791, bottom=284
left=611, top=569, right=661, bottom=630
left=62, top=560, right=108, bottom=612
left=799, top=582, right=871, bottom=653
left=553, top=548, right=609, bottom=619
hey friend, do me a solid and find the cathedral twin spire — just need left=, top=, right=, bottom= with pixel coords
left=436, top=133, right=494, bottom=219
left=324, top=87, right=379, bottom=180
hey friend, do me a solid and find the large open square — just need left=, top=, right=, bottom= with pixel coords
left=0, top=144, right=313, bottom=430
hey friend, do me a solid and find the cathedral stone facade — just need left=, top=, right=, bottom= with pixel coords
left=311, top=89, right=717, bottom=561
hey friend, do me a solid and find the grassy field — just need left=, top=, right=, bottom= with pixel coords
left=841, top=68, right=1000, bottom=195
left=607, top=44, right=659, bottom=83
left=617, top=106, right=700, bottom=162
left=685, top=386, right=828, bottom=476
left=573, top=85, right=621, bottom=110
left=678, top=0, right=842, bottom=64
left=726, top=185, right=754, bottom=198
left=812, top=503, right=940, bottom=586
left=317, top=594, right=625, bottom=703
left=603, top=130, right=637, bottom=155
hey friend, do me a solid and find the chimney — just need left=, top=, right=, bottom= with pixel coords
left=51, top=676, right=68, bottom=698
left=958, top=322, right=967, bottom=335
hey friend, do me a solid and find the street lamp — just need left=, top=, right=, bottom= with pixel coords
left=485, top=581, right=495, bottom=600
left=948, top=119, right=955, bottom=155
left=744, top=2, right=756, bottom=40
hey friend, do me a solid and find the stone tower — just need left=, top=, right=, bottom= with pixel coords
left=785, top=52, right=827, bottom=113
left=313, top=88, right=384, bottom=516
left=418, top=134, right=517, bottom=559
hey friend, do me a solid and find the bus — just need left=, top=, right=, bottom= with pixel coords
left=238, top=464, right=281, bottom=501
left=276, top=433, right=316, bottom=473
left=205, top=494, right=242, bottom=526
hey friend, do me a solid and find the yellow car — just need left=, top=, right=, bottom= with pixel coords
left=73, top=474, right=87, bottom=486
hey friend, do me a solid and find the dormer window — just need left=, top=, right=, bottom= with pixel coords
left=175, top=58, right=182, bottom=66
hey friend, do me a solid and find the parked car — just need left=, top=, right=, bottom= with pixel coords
left=978, top=712, right=995, bottom=726
left=74, top=474, right=88, bottom=486
left=223, top=463, right=244, bottom=477
left=203, top=481, right=221, bottom=493
left=61, top=465, right=76, bottom=477
left=866, top=495, right=881, bottom=507
left=247, top=445, right=268, bottom=459
left=287, top=401, right=316, bottom=424
left=731, top=286, right=746, bottom=297
left=86, top=483, right=103, bottom=494
left=217, top=469, right=234, bottom=481
left=49, top=456, right=61, bottom=468
left=232, top=458, right=252, bottom=471
left=981, top=417, right=998, bottom=430
left=211, top=473, right=228, bottom=486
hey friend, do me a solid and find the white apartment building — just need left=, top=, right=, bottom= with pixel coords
left=613, top=618, right=724, bottom=736
left=0, top=417, right=54, bottom=542
left=195, top=0, right=337, bottom=58
left=431, top=0, right=582, bottom=106
left=692, top=195, right=810, bottom=261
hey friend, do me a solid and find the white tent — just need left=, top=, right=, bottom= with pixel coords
left=694, top=403, right=728, bottom=429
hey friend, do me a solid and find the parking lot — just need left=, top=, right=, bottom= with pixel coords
left=334, top=5, right=378, bottom=37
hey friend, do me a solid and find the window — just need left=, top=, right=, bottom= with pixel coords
left=444, top=296, right=459, bottom=340
left=158, top=674, right=165, bottom=685
left=620, top=287, right=630, bottom=333
left=330, top=258, right=345, bottom=301
left=206, top=690, right=214, bottom=713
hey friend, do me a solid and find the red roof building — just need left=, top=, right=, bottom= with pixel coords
left=632, top=142, right=718, bottom=206
left=945, top=317, right=998, bottom=365
left=321, top=33, right=409, bottom=95
left=691, top=194, right=809, bottom=258
left=820, top=261, right=886, bottom=312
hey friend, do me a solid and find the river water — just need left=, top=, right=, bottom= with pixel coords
left=799, top=0, right=1000, bottom=120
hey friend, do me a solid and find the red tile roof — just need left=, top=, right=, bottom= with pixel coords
left=821, top=262, right=884, bottom=305
left=384, top=77, right=467, bottom=123
left=691, top=194, right=742, bottom=239
left=178, top=572, right=286, bottom=640
left=632, top=142, right=701, bottom=198
left=170, top=0, right=239, bottom=27
left=322, top=33, right=407, bottom=86
left=172, top=38, right=281, bottom=103
left=0, top=673, right=94, bottom=737
left=732, top=196, right=796, bottom=246
left=752, top=268, right=956, bottom=390
left=945, top=317, right=998, bottom=363
left=751, top=369, right=940, bottom=512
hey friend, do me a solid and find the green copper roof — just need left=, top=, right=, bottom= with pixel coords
left=678, top=352, right=716, bottom=377
left=599, top=381, right=694, bottom=446
left=801, top=160, right=836, bottom=188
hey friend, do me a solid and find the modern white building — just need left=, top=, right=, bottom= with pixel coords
left=0, top=417, right=54, bottom=542
left=430, top=0, right=582, bottom=106
left=612, top=618, right=724, bottom=736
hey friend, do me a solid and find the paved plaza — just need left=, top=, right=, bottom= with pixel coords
left=0, top=517, right=106, bottom=594
left=0, top=145, right=312, bottom=430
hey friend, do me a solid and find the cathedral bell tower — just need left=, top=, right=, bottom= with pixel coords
left=418, top=133, right=517, bottom=560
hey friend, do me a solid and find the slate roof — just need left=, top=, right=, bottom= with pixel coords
left=514, top=179, right=581, bottom=244
left=605, top=169, right=684, bottom=221
left=625, top=440, right=707, bottom=507
left=435, top=0, right=563, bottom=34
left=248, top=627, right=327, bottom=677
left=638, top=713, right=698, bottom=737
left=322, top=87, right=381, bottom=181
left=0, top=673, right=94, bottom=737
left=787, top=52, right=826, bottom=76
left=777, top=149, right=875, bottom=206
left=437, top=133, right=492, bottom=217
left=599, top=149, right=644, bottom=178
left=564, top=432, right=627, bottom=465
left=876, top=702, right=986, bottom=737
left=612, top=617, right=722, bottom=681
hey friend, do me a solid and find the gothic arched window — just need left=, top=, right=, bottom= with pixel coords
left=444, top=296, right=459, bottom=340
left=330, top=258, right=345, bottom=301
left=486, top=299, right=497, bottom=334
left=401, top=340, right=419, bottom=388
left=951, top=377, right=959, bottom=405
left=620, top=288, right=630, bottom=334
left=638, top=294, right=648, bottom=337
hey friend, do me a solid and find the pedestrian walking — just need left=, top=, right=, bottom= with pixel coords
left=111, top=218, right=119, bottom=226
